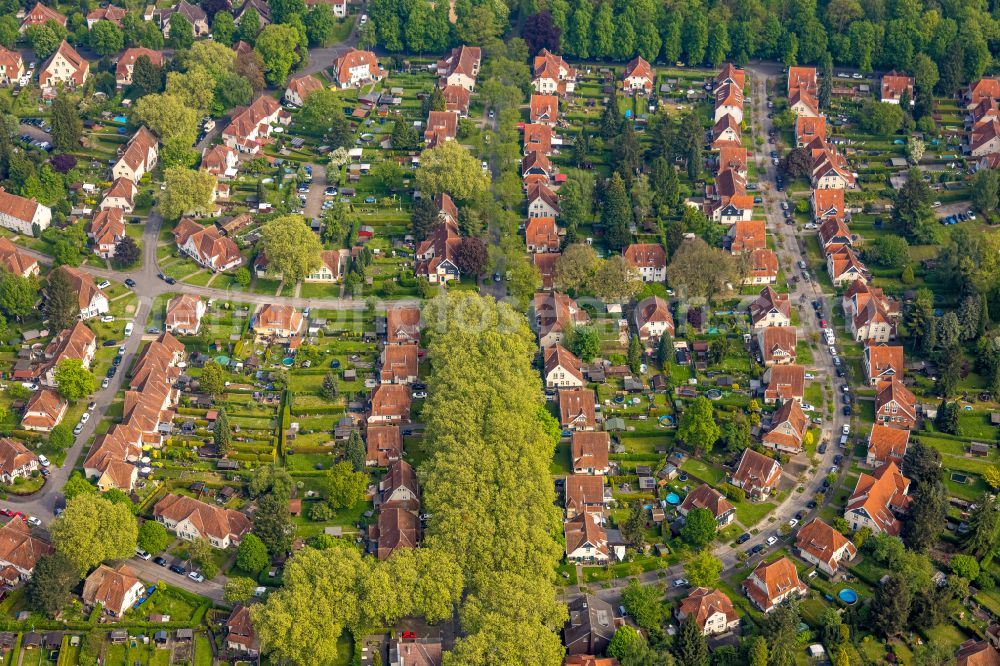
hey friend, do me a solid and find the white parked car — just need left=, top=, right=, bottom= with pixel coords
left=102, top=378, right=110, bottom=389
left=804, top=373, right=815, bottom=380
left=842, top=424, right=850, bottom=435
left=188, top=571, right=205, bottom=583
left=800, top=403, right=815, bottom=412
left=765, top=536, right=778, bottom=546
left=135, top=548, right=151, bottom=560
left=124, top=322, right=134, bottom=337
left=788, top=518, right=799, bottom=527
left=80, top=412, right=90, bottom=423
left=26, top=516, right=41, bottom=527
left=97, top=280, right=111, bottom=289
left=37, top=455, right=49, bottom=467
left=21, top=382, right=38, bottom=391
left=73, top=423, right=83, bottom=435
left=101, top=315, right=114, bottom=323
left=672, top=578, right=689, bottom=587
left=411, top=391, right=427, bottom=399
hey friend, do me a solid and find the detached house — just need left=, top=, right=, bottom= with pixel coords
left=762, top=399, right=807, bottom=454
left=0, top=187, right=51, bottom=235
left=200, top=144, right=239, bottom=179
left=532, top=49, right=576, bottom=95
left=749, top=287, right=791, bottom=329
left=173, top=219, right=241, bottom=272
left=728, top=220, right=765, bottom=254
left=525, top=216, right=559, bottom=253
left=113, top=127, right=158, bottom=183
left=160, top=1, right=209, bottom=37
left=678, top=484, right=735, bottom=527
left=368, top=384, right=412, bottom=424
left=796, top=518, right=857, bottom=575
left=100, top=178, right=136, bottom=213
left=762, top=364, right=805, bottom=404
left=623, top=244, right=666, bottom=282
left=49, top=266, right=108, bottom=320
left=305, top=250, right=347, bottom=283
left=436, top=45, right=480, bottom=90
left=717, top=145, right=748, bottom=178
left=863, top=344, right=904, bottom=387
left=333, top=49, right=385, bottom=89
left=676, top=588, right=739, bottom=636
left=564, top=595, right=616, bottom=656
left=743, top=556, right=807, bottom=612
left=222, top=95, right=290, bottom=154
left=415, top=220, right=461, bottom=284
left=731, top=448, right=782, bottom=499
left=253, top=304, right=303, bottom=339
left=812, top=188, right=844, bottom=222
left=530, top=94, right=559, bottom=125
left=21, top=389, right=67, bottom=432
left=379, top=344, right=419, bottom=384
left=284, top=74, right=324, bottom=107
left=0, top=519, right=52, bottom=581
left=560, top=389, right=597, bottom=431
left=634, top=295, right=673, bottom=342
left=0, top=439, right=39, bottom=485
left=20, top=3, right=66, bottom=31
left=527, top=183, right=560, bottom=218
left=86, top=208, right=126, bottom=259
left=40, top=321, right=96, bottom=387
left=867, top=424, right=909, bottom=468
left=164, top=294, right=206, bottom=335
left=544, top=345, right=584, bottom=389
left=964, top=77, right=1000, bottom=109
left=532, top=291, right=587, bottom=349
left=623, top=57, right=653, bottom=94
left=87, top=4, right=127, bottom=27
left=0, top=238, right=38, bottom=277
left=712, top=114, right=741, bottom=148
left=571, top=432, right=609, bottom=475
left=844, top=281, right=898, bottom=342
left=565, top=475, right=607, bottom=520
left=881, top=71, right=914, bottom=104
left=564, top=512, right=609, bottom=564
left=424, top=110, right=458, bottom=147
left=744, top=248, right=779, bottom=285
left=789, top=89, right=820, bottom=117
left=153, top=493, right=251, bottom=548
left=39, top=41, right=88, bottom=89
left=874, top=379, right=916, bottom=429
left=225, top=606, right=259, bottom=656
left=441, top=84, right=471, bottom=116
left=82, top=564, right=145, bottom=617
left=0, top=47, right=24, bottom=86
left=827, top=246, right=867, bottom=287
left=844, top=461, right=911, bottom=535
left=787, top=66, right=817, bottom=95
left=757, top=326, right=797, bottom=367
left=115, top=48, right=163, bottom=87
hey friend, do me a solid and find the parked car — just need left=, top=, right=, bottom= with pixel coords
left=97, top=280, right=111, bottom=289
left=736, top=533, right=751, bottom=544
left=101, top=315, right=114, bottom=323
left=672, top=578, right=689, bottom=587
left=188, top=571, right=205, bottom=583
left=765, top=535, right=778, bottom=546
left=154, top=556, right=168, bottom=567
left=169, top=564, right=186, bottom=575
left=135, top=549, right=151, bottom=560
left=38, top=455, right=49, bottom=467
left=26, top=517, right=41, bottom=527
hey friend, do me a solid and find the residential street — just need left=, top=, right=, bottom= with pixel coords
left=558, top=65, right=849, bottom=610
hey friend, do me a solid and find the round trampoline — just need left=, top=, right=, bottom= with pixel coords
left=281, top=357, right=295, bottom=367
left=665, top=493, right=681, bottom=505
left=214, top=355, right=231, bottom=365
left=706, top=389, right=722, bottom=400
left=838, top=588, right=859, bottom=604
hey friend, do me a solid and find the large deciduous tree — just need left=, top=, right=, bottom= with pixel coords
left=160, top=168, right=216, bottom=219
left=53, top=359, right=96, bottom=402
left=260, top=215, right=323, bottom=283
left=680, top=507, right=716, bottom=548
left=255, top=24, right=302, bottom=86
left=415, top=141, right=490, bottom=201
left=677, top=396, right=720, bottom=453
left=323, top=461, right=367, bottom=509
left=666, top=237, right=736, bottom=301
left=50, top=494, right=138, bottom=572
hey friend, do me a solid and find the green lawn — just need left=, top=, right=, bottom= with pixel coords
left=734, top=500, right=777, bottom=528
left=679, top=458, right=726, bottom=485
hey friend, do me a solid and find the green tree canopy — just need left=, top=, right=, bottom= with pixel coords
left=50, top=494, right=138, bottom=573
left=260, top=215, right=323, bottom=283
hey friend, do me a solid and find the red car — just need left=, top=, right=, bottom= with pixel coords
left=11, top=512, right=25, bottom=521
left=0, top=509, right=10, bottom=517
left=820, top=319, right=827, bottom=328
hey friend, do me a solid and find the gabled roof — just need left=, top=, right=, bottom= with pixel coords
left=758, top=326, right=797, bottom=364
left=729, top=220, right=765, bottom=253
left=560, top=389, right=596, bottom=429
left=0, top=238, right=37, bottom=276
left=677, top=587, right=737, bottom=632
left=173, top=219, right=241, bottom=270
left=527, top=182, right=560, bottom=213
left=0, top=439, right=37, bottom=478
left=749, top=286, right=790, bottom=325
left=818, top=217, right=851, bottom=251
left=571, top=431, right=609, bottom=471
left=795, top=115, right=826, bottom=143
left=115, top=48, right=163, bottom=80
left=715, top=82, right=744, bottom=110
left=424, top=110, right=458, bottom=146
left=286, top=74, right=323, bottom=102
left=380, top=344, right=418, bottom=382
left=679, top=483, right=734, bottom=520
left=41, top=41, right=88, bottom=86
left=530, top=94, right=559, bottom=123
left=82, top=563, right=143, bottom=613
left=523, top=123, right=554, bottom=154
left=369, top=383, right=411, bottom=421
left=50, top=266, right=105, bottom=310
left=525, top=216, right=559, bottom=251
left=533, top=291, right=587, bottom=341
left=796, top=518, right=856, bottom=572
left=712, top=114, right=741, bottom=144
left=333, top=49, right=383, bottom=85
left=715, top=63, right=744, bottom=90
left=0, top=47, right=22, bottom=77
left=154, top=493, right=250, bottom=542
left=0, top=187, right=43, bottom=225
left=441, top=84, right=470, bottom=113
left=733, top=448, right=781, bottom=492
left=865, top=344, right=904, bottom=382
left=881, top=71, right=914, bottom=102
left=867, top=424, right=909, bottom=465
left=165, top=294, right=203, bottom=330
left=875, top=378, right=916, bottom=422
left=386, top=306, right=421, bottom=345
left=545, top=344, right=583, bottom=384
left=623, top=243, right=665, bottom=269
left=105, top=177, right=136, bottom=206
left=223, top=95, right=286, bottom=145
left=763, top=399, right=807, bottom=451
left=765, top=364, right=805, bottom=400
left=22, top=388, right=66, bottom=429
left=88, top=4, right=127, bottom=24
left=0, top=518, right=52, bottom=573
left=717, top=145, right=747, bottom=174
left=787, top=66, right=817, bottom=94
left=789, top=89, right=819, bottom=115
left=634, top=295, right=673, bottom=334
left=565, top=475, right=605, bottom=515
left=624, top=56, right=653, bottom=83
left=743, top=556, right=806, bottom=611
left=846, top=460, right=911, bottom=535
left=812, top=188, right=844, bottom=218
left=828, top=246, right=866, bottom=280
left=23, top=3, right=66, bottom=27
left=88, top=208, right=125, bottom=246
left=747, top=248, right=778, bottom=280
left=436, top=45, right=480, bottom=80
left=957, top=640, right=1000, bottom=666
left=532, top=48, right=576, bottom=87
left=256, top=304, right=302, bottom=334
left=564, top=512, right=608, bottom=558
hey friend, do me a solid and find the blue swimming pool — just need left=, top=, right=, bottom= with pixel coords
left=838, top=588, right=858, bottom=604
left=113, top=115, right=127, bottom=123
left=665, top=493, right=681, bottom=505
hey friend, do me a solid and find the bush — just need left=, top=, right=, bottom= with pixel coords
left=308, top=502, right=335, bottom=521
left=720, top=482, right=745, bottom=503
